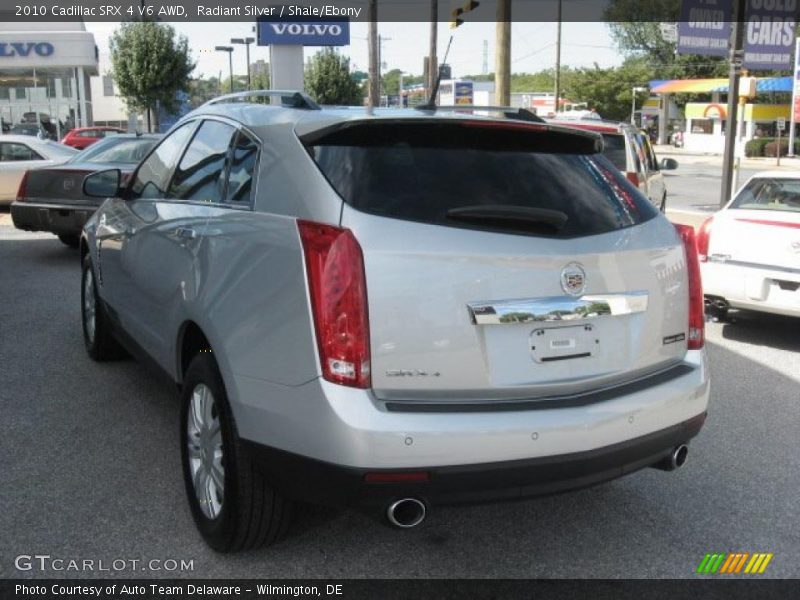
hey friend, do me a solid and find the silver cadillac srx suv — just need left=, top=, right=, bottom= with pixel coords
left=79, top=91, right=710, bottom=552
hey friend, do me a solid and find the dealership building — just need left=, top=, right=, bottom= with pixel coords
left=0, top=21, right=137, bottom=138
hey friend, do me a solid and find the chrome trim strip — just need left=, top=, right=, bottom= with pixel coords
left=708, top=256, right=800, bottom=276
left=385, top=363, right=696, bottom=413
left=467, top=291, right=648, bottom=325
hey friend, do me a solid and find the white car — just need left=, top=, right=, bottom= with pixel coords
left=0, top=135, right=77, bottom=205
left=700, top=171, right=800, bottom=319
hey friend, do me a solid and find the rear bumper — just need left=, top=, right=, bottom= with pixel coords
left=242, top=412, right=706, bottom=509
left=11, top=201, right=97, bottom=236
left=702, top=260, right=800, bottom=318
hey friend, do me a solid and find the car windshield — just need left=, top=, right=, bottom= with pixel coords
left=731, top=178, right=800, bottom=212
left=69, top=137, right=158, bottom=164
left=308, top=122, right=657, bottom=238
left=601, top=133, right=627, bottom=171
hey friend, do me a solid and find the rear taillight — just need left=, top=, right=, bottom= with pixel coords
left=298, top=220, right=371, bottom=389
left=16, top=170, right=30, bottom=201
left=696, top=216, right=713, bottom=262
left=675, top=224, right=705, bottom=350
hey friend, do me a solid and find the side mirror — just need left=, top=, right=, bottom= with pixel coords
left=83, top=169, right=121, bottom=198
left=660, top=158, right=679, bottom=170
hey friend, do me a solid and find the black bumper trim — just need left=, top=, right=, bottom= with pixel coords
left=241, top=412, right=706, bottom=509
left=385, top=363, right=696, bottom=413
left=11, top=201, right=96, bottom=235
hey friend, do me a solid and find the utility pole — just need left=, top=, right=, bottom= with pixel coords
left=368, top=0, right=379, bottom=108
left=720, top=0, right=746, bottom=207
left=482, top=39, right=488, bottom=74
left=553, top=0, right=562, bottom=115
left=495, top=0, right=511, bottom=106
left=429, top=0, right=438, bottom=92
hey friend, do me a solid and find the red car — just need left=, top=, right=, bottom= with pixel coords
left=60, top=126, right=126, bottom=150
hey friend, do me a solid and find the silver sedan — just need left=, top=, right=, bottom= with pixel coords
left=0, top=135, right=77, bottom=205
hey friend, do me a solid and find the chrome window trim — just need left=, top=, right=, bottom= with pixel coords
left=467, top=291, right=649, bottom=325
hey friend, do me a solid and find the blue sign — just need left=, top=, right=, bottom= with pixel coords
left=743, top=0, right=797, bottom=70
left=677, top=0, right=732, bottom=57
left=454, top=81, right=474, bottom=105
left=0, top=42, right=54, bottom=58
left=257, top=19, right=350, bottom=46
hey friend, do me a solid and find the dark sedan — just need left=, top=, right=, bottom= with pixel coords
left=10, top=134, right=161, bottom=247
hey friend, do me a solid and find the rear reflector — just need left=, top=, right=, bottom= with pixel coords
left=625, top=171, right=640, bottom=187
left=297, top=220, right=371, bottom=389
left=16, top=170, right=30, bottom=201
left=364, top=472, right=430, bottom=483
left=696, top=216, right=713, bottom=262
left=675, top=224, right=705, bottom=350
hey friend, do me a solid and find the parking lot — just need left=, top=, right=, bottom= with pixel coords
left=0, top=206, right=797, bottom=579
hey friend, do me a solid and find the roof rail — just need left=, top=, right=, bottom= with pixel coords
left=203, top=90, right=321, bottom=110
left=413, top=105, right=545, bottom=123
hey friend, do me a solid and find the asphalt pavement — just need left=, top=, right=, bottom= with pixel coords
left=0, top=213, right=798, bottom=579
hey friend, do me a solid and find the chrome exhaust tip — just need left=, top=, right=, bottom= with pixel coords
left=386, top=498, right=427, bottom=529
left=671, top=444, right=689, bottom=469
left=653, top=444, right=689, bottom=471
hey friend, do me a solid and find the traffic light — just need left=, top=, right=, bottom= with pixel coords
left=450, top=1, right=479, bottom=29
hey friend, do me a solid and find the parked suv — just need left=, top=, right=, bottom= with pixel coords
left=552, top=119, right=677, bottom=211
left=80, top=92, right=709, bottom=552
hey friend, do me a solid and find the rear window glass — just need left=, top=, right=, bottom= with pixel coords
left=70, top=137, right=158, bottom=164
left=307, top=122, right=657, bottom=237
left=601, top=133, right=627, bottom=171
left=732, top=178, right=800, bottom=212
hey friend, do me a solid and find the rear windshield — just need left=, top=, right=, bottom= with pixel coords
left=601, top=133, right=628, bottom=171
left=71, top=137, right=158, bottom=164
left=307, top=122, right=657, bottom=237
left=731, top=177, right=800, bottom=212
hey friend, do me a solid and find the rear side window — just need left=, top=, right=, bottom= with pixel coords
left=225, top=131, right=258, bottom=205
left=0, top=142, right=41, bottom=161
left=601, top=133, right=627, bottom=171
left=307, top=122, right=657, bottom=237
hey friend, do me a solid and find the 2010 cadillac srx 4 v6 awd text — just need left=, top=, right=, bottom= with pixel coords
left=79, top=91, right=710, bottom=552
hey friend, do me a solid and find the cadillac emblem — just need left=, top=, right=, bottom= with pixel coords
left=560, top=263, right=586, bottom=297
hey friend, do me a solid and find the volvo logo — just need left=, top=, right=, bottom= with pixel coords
left=0, top=42, right=54, bottom=58
left=560, top=263, right=586, bottom=297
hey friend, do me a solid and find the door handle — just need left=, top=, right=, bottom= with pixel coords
left=174, top=227, right=197, bottom=239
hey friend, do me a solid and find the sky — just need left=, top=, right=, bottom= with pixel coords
left=85, top=21, right=624, bottom=81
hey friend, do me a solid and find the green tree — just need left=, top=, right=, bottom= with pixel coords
left=110, top=21, right=195, bottom=131
left=304, top=48, right=362, bottom=106
left=562, top=59, right=655, bottom=121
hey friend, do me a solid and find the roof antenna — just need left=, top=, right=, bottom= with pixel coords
left=419, top=35, right=454, bottom=110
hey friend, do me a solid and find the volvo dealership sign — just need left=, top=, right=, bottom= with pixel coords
left=257, top=19, right=350, bottom=46
left=0, top=42, right=55, bottom=58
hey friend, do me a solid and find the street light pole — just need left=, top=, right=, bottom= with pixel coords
left=630, top=86, right=646, bottom=125
left=215, top=46, right=234, bottom=93
left=231, top=37, right=255, bottom=90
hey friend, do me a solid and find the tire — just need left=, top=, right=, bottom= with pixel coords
left=81, top=255, right=126, bottom=361
left=58, top=234, right=80, bottom=248
left=181, top=353, right=293, bottom=552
